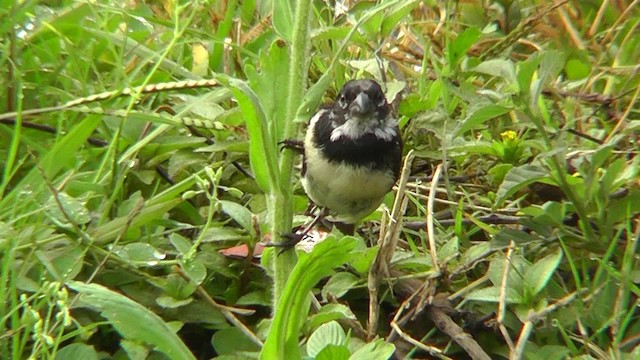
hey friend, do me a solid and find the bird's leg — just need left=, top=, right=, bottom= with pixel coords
left=278, top=139, right=304, bottom=154
left=264, top=207, right=329, bottom=249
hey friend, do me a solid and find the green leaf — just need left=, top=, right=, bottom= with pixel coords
left=307, top=321, right=347, bottom=358
left=531, top=51, right=566, bottom=105
left=381, top=0, right=420, bottom=38
left=245, top=40, right=290, bottom=138
left=296, top=74, right=333, bottom=121
left=180, top=258, right=207, bottom=285
left=120, top=340, right=149, bottom=360
left=448, top=27, right=481, bottom=67
left=524, top=249, right=562, bottom=296
left=455, top=104, right=512, bottom=136
left=201, top=226, right=248, bottom=243
left=156, top=296, right=193, bottom=309
left=170, top=233, right=193, bottom=255
left=495, top=165, right=550, bottom=206
left=473, top=58, right=517, bottom=80
left=212, top=327, right=261, bottom=355
left=91, top=198, right=183, bottom=244
left=214, top=74, right=279, bottom=193
left=272, top=1, right=294, bottom=41
left=349, top=245, right=379, bottom=274
left=349, top=338, right=395, bottom=360
left=260, top=236, right=359, bottom=360
left=472, top=59, right=518, bottom=91
left=44, top=192, right=91, bottom=227
left=321, top=272, right=360, bottom=301
left=117, top=243, right=161, bottom=264
left=317, top=345, right=351, bottom=360
left=307, top=304, right=357, bottom=332
left=565, top=56, right=591, bottom=80
left=36, top=247, right=84, bottom=281
left=68, top=281, right=195, bottom=360
left=517, top=53, right=542, bottom=99
left=0, top=115, right=102, bottom=219
left=526, top=345, right=571, bottom=360
left=219, top=200, right=254, bottom=235
left=55, top=343, right=99, bottom=360
left=465, top=286, right=526, bottom=304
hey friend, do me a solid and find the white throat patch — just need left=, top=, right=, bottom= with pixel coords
left=330, top=115, right=398, bottom=142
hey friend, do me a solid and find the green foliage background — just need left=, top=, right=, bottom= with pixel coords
left=0, top=0, right=638, bottom=359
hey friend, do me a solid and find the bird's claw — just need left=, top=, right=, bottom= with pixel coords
left=278, top=139, right=304, bottom=153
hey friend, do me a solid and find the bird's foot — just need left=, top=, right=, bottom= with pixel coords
left=278, top=139, right=304, bottom=154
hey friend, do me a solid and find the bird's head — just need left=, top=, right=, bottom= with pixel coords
left=332, top=79, right=390, bottom=123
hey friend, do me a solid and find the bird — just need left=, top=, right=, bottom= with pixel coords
left=299, top=79, right=403, bottom=235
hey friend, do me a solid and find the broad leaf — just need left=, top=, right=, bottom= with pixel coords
left=495, top=165, right=550, bottom=206
left=524, top=249, right=562, bottom=296
left=307, top=321, right=347, bottom=358
left=215, top=74, right=280, bottom=193
left=455, top=104, right=512, bottom=136
left=260, top=236, right=359, bottom=360
left=68, top=281, right=195, bottom=360
left=349, top=339, right=395, bottom=360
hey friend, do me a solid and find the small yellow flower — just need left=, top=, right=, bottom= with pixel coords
left=501, top=130, right=518, bottom=141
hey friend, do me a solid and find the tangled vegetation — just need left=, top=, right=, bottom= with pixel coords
left=1, top=0, right=638, bottom=359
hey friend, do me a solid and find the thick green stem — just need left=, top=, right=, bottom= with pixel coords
left=272, top=0, right=313, bottom=305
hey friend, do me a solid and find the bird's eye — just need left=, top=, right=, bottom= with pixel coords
left=338, top=95, right=348, bottom=108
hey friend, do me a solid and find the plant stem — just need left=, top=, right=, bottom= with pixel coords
left=523, top=107, right=596, bottom=242
left=272, top=0, right=312, bottom=305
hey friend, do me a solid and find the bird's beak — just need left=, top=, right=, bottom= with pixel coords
left=349, top=93, right=373, bottom=118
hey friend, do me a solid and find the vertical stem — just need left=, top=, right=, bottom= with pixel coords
left=523, top=107, right=595, bottom=241
left=271, top=0, right=312, bottom=305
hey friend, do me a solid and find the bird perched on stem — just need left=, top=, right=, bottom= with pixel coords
left=293, top=79, right=403, bottom=238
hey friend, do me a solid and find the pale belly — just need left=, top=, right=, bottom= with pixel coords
left=302, top=146, right=395, bottom=223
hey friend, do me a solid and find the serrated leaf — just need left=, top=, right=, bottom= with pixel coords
left=524, top=249, right=562, bottom=296
left=307, top=321, right=347, bottom=358
left=245, top=41, right=290, bottom=139
left=68, top=282, right=195, bottom=360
